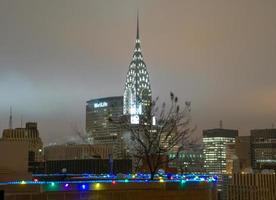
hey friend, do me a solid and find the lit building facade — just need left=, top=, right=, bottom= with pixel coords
left=169, top=148, right=205, bottom=174
left=251, top=129, right=276, bottom=171
left=225, top=143, right=239, bottom=174
left=123, top=15, right=152, bottom=124
left=86, top=96, right=125, bottom=158
left=203, top=129, right=238, bottom=174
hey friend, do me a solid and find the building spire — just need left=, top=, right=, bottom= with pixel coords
left=123, top=13, right=152, bottom=119
left=136, top=10, right=139, bottom=39
left=9, top=106, right=13, bottom=130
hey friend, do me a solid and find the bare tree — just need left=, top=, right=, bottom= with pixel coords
left=172, top=138, right=202, bottom=175
left=110, top=92, right=194, bottom=180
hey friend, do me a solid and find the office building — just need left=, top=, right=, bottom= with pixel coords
left=234, top=136, right=252, bottom=173
left=86, top=96, right=125, bottom=158
left=203, top=128, right=238, bottom=174
left=1, top=122, right=43, bottom=162
left=169, top=148, right=205, bottom=174
left=123, top=15, right=152, bottom=124
left=251, top=129, right=276, bottom=171
left=86, top=16, right=154, bottom=159
left=225, top=143, right=239, bottom=174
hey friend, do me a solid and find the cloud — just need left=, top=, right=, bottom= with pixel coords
left=0, top=0, right=276, bottom=143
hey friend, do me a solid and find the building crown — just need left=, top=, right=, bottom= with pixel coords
left=123, top=14, right=152, bottom=119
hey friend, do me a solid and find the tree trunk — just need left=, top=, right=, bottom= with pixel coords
left=150, top=171, right=155, bottom=180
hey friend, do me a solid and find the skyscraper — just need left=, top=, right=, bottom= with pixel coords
left=203, top=128, right=238, bottom=174
left=251, top=129, right=276, bottom=171
left=86, top=96, right=125, bottom=158
left=234, top=136, right=252, bottom=173
left=123, top=14, right=152, bottom=124
left=86, top=16, right=154, bottom=158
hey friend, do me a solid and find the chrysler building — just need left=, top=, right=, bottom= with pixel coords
left=123, top=15, right=152, bottom=124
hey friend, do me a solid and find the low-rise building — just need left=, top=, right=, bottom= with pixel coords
left=1, top=122, right=43, bottom=162
left=44, top=143, right=113, bottom=160
left=227, top=173, right=276, bottom=200
left=0, top=141, right=31, bottom=181
left=44, top=159, right=132, bottom=174
left=169, top=149, right=205, bottom=174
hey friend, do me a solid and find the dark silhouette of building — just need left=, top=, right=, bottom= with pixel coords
left=44, top=143, right=112, bottom=160
left=41, top=159, right=132, bottom=174
left=227, top=173, right=276, bottom=199
left=1, top=122, right=43, bottom=162
left=251, top=129, right=276, bottom=171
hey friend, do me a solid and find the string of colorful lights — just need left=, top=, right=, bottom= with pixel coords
left=0, top=174, right=218, bottom=186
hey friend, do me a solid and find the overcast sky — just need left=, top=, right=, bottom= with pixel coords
left=0, top=0, right=276, bottom=144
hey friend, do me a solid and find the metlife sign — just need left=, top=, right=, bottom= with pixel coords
left=94, top=102, right=108, bottom=108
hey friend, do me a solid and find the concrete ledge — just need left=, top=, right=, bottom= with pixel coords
left=1, top=182, right=217, bottom=200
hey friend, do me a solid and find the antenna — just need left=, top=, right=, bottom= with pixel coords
left=9, top=106, right=13, bottom=130
left=219, top=120, right=223, bottom=129
left=21, top=115, right=23, bottom=128
left=136, top=9, right=139, bottom=39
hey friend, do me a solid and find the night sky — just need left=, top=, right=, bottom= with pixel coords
left=0, top=0, right=276, bottom=144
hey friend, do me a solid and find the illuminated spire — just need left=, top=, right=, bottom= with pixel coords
left=136, top=11, right=139, bottom=39
left=123, top=14, right=152, bottom=122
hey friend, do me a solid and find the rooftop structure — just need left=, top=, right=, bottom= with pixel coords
left=1, top=122, right=43, bottom=162
left=44, top=143, right=113, bottom=160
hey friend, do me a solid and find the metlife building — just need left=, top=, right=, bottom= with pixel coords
left=86, top=96, right=125, bottom=158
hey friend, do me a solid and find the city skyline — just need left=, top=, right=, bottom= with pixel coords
left=1, top=0, right=276, bottom=144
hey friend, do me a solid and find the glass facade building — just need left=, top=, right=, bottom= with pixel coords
left=86, top=96, right=125, bottom=158
left=203, top=129, right=238, bottom=174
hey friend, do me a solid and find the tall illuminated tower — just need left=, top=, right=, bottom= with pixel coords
left=123, top=15, right=152, bottom=124
left=203, top=128, right=238, bottom=174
